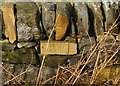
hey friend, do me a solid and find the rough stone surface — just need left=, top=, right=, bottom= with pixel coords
left=40, top=41, right=77, bottom=55
left=41, top=66, right=56, bottom=80
left=104, top=2, right=119, bottom=33
left=2, top=63, right=15, bottom=83
left=42, top=2, right=55, bottom=39
left=78, top=37, right=96, bottom=53
left=2, top=3, right=16, bottom=43
left=97, top=34, right=116, bottom=43
left=2, top=48, right=37, bottom=64
left=79, top=37, right=96, bottom=49
left=16, top=23, right=33, bottom=41
left=87, top=3, right=104, bottom=36
left=3, top=63, right=38, bottom=84
left=55, top=2, right=72, bottom=40
left=16, top=2, right=40, bottom=41
left=40, top=55, right=81, bottom=68
left=0, top=9, right=2, bottom=40
left=97, top=65, right=120, bottom=82
left=74, top=2, right=89, bottom=37
left=2, top=43, right=16, bottom=51
left=0, top=39, right=9, bottom=44
left=2, top=54, right=82, bottom=83
left=17, top=42, right=36, bottom=48
left=1, top=2, right=120, bottom=85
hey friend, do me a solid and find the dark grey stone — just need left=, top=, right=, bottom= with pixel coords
left=78, top=37, right=96, bottom=53
left=2, top=63, right=14, bottom=83
left=0, top=9, right=2, bottom=40
left=16, top=23, right=34, bottom=41
left=40, top=55, right=81, bottom=68
left=41, top=66, right=56, bottom=80
left=104, top=2, right=119, bottom=33
left=87, top=2, right=104, bottom=36
left=16, top=2, right=40, bottom=41
left=2, top=43, right=16, bottom=51
left=57, top=2, right=72, bottom=18
left=2, top=48, right=37, bottom=64
left=41, top=2, right=56, bottom=39
left=74, top=2, right=89, bottom=37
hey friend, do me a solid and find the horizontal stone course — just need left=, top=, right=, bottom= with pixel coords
left=40, top=41, right=77, bottom=55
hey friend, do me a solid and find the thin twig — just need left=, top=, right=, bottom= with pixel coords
left=0, top=64, right=21, bottom=85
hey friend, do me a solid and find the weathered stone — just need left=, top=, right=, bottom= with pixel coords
left=104, top=2, right=119, bottom=33
left=13, top=64, right=26, bottom=81
left=39, top=54, right=81, bottom=68
left=24, top=65, right=39, bottom=83
left=2, top=43, right=16, bottom=51
left=2, top=63, right=39, bottom=84
left=2, top=63, right=15, bottom=83
left=41, top=66, right=56, bottom=80
left=42, top=2, right=55, bottom=39
left=65, top=36, right=76, bottom=42
left=97, top=34, right=116, bottom=43
left=16, top=2, right=40, bottom=41
left=97, top=64, right=120, bottom=82
left=17, top=23, right=33, bottom=41
left=78, top=37, right=96, bottom=51
left=55, top=2, right=72, bottom=40
left=87, top=3, right=104, bottom=36
left=0, top=9, right=2, bottom=40
left=2, top=63, right=56, bottom=84
left=17, top=42, right=36, bottom=48
left=74, top=2, right=89, bottom=37
left=2, top=54, right=82, bottom=82
left=0, top=39, right=9, bottom=44
left=16, top=2, right=38, bottom=26
left=2, top=48, right=37, bottom=64
left=2, top=3, right=16, bottom=43
left=40, top=41, right=77, bottom=55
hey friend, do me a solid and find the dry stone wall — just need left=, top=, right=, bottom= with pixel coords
left=0, top=1, right=120, bottom=84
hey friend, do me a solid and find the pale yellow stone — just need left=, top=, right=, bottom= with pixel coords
left=40, top=41, right=77, bottom=55
left=55, top=12, right=69, bottom=40
left=0, top=39, right=9, bottom=44
left=2, top=3, right=16, bottom=43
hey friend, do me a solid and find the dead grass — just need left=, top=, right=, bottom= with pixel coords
left=36, top=13, right=120, bottom=85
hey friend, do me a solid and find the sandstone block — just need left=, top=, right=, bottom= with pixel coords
left=2, top=3, right=16, bottom=43
left=55, top=2, right=72, bottom=40
left=40, top=41, right=77, bottom=55
left=55, top=12, right=69, bottom=40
